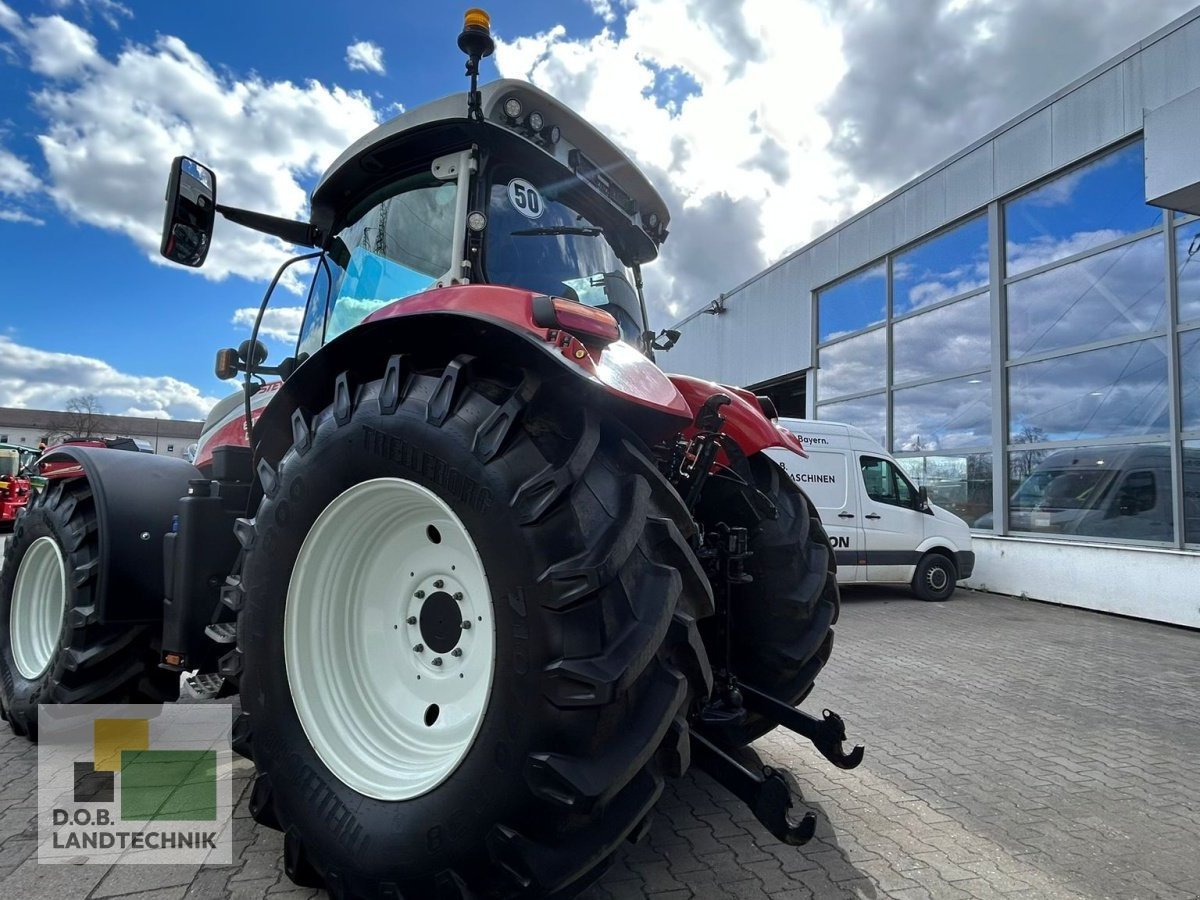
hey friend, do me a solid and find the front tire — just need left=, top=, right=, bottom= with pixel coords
left=0, top=480, right=171, bottom=740
left=912, top=552, right=956, bottom=602
left=235, top=355, right=714, bottom=899
left=696, top=455, right=839, bottom=747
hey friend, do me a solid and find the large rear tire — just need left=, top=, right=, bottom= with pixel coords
left=0, top=480, right=175, bottom=741
left=233, top=355, right=714, bottom=899
left=697, top=454, right=839, bottom=747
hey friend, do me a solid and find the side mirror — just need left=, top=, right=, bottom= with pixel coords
left=651, top=328, right=680, bottom=352
left=160, top=156, right=216, bottom=267
left=918, top=485, right=930, bottom=511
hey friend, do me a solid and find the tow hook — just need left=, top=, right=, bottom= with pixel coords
left=690, top=732, right=817, bottom=846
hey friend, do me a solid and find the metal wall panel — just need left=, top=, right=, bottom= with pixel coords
left=809, top=236, right=839, bottom=289
left=838, top=215, right=871, bottom=274
left=1122, top=55, right=1144, bottom=133
left=1051, top=66, right=1127, bottom=167
left=943, top=142, right=995, bottom=221
left=868, top=196, right=902, bottom=258
left=1137, top=18, right=1200, bottom=113
left=994, top=107, right=1052, bottom=196
left=903, top=169, right=946, bottom=243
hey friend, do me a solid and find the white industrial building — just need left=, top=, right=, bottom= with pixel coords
left=664, top=8, right=1200, bottom=627
left=0, top=407, right=202, bottom=459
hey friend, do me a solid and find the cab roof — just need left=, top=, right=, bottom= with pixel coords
left=313, top=78, right=670, bottom=239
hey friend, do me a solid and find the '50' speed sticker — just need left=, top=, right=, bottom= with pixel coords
left=507, top=178, right=543, bottom=219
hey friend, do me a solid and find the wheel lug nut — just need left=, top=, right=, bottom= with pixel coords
left=407, top=616, right=417, bottom=625
left=433, top=579, right=445, bottom=589
left=413, top=643, right=424, bottom=652
left=451, top=648, right=463, bottom=657
left=461, top=620, right=471, bottom=630
left=432, top=657, right=443, bottom=667
left=453, top=592, right=463, bottom=601
left=415, top=590, right=425, bottom=599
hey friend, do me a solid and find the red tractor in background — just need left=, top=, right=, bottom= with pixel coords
left=0, top=11, right=861, bottom=899
left=0, top=445, right=36, bottom=530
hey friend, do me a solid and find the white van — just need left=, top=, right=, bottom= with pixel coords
left=763, top=419, right=974, bottom=602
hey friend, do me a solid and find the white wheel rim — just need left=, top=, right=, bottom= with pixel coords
left=10, top=536, right=67, bottom=679
left=285, top=477, right=496, bottom=801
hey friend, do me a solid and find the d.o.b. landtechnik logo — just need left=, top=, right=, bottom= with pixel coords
left=38, top=703, right=232, bottom=865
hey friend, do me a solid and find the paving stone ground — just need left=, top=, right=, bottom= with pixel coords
left=0, top=571, right=1197, bottom=899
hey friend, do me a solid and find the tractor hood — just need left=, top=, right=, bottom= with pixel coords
left=311, top=79, right=670, bottom=254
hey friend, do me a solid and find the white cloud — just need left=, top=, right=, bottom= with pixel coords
left=345, top=40, right=385, bottom=75
left=0, top=145, right=40, bottom=195
left=24, top=14, right=98, bottom=77
left=0, top=209, right=45, bottom=225
left=586, top=0, right=618, bottom=23
left=0, top=335, right=220, bottom=420
left=4, top=6, right=380, bottom=294
left=496, top=0, right=1196, bottom=325
left=495, top=3, right=851, bottom=322
left=232, top=306, right=304, bottom=343
left=46, top=0, right=132, bottom=30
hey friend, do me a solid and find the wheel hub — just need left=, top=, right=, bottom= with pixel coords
left=417, top=590, right=462, bottom=654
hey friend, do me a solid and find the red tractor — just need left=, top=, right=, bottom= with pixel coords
left=0, top=12, right=859, bottom=898
left=0, top=444, right=35, bottom=530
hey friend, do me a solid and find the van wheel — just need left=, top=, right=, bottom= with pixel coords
left=912, top=552, right=956, bottom=602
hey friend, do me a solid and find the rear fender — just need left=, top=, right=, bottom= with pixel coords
left=252, top=301, right=694, bottom=470
left=37, top=447, right=200, bottom=623
left=669, top=374, right=807, bottom=458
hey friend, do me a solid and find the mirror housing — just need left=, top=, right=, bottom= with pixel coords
left=161, top=156, right=216, bottom=267
left=918, top=485, right=930, bottom=512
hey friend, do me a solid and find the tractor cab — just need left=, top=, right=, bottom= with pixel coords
left=161, top=13, right=671, bottom=370
left=299, top=77, right=670, bottom=356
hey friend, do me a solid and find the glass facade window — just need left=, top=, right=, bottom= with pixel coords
left=1005, top=141, right=1158, bottom=277
left=1177, top=222, right=1200, bottom=325
left=817, top=263, right=885, bottom=342
left=804, top=135, right=1200, bottom=550
left=817, top=328, right=886, bottom=400
left=1008, top=338, right=1169, bottom=443
left=1006, top=234, right=1167, bottom=359
left=893, top=374, right=991, bottom=452
left=892, top=215, right=988, bottom=315
left=1181, top=329, right=1200, bottom=433
left=1184, top=441, right=1200, bottom=545
left=816, top=393, right=886, bottom=448
left=1006, top=443, right=1173, bottom=542
left=897, top=454, right=993, bottom=527
left=892, top=293, right=990, bottom=384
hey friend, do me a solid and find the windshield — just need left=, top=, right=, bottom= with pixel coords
left=298, top=170, right=458, bottom=356
left=1012, top=468, right=1111, bottom=510
left=484, top=171, right=643, bottom=342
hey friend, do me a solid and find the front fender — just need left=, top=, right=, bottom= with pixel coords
left=669, top=374, right=807, bottom=458
left=38, top=447, right=199, bottom=623
left=253, top=296, right=694, bottom=470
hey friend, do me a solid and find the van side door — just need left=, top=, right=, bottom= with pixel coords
left=857, top=454, right=927, bottom=583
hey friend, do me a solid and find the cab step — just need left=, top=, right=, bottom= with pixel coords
left=182, top=672, right=226, bottom=700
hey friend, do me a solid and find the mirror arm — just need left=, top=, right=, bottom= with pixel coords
left=216, top=204, right=323, bottom=247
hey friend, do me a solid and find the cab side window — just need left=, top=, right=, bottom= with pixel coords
left=1114, top=470, right=1156, bottom=515
left=861, top=456, right=917, bottom=509
left=297, top=257, right=333, bottom=360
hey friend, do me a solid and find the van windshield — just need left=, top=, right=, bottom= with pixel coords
left=1013, top=469, right=1110, bottom=510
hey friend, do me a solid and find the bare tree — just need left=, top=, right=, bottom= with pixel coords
left=45, top=394, right=106, bottom=442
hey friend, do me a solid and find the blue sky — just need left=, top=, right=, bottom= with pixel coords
left=0, top=1, right=618, bottom=418
left=0, top=0, right=1194, bottom=421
